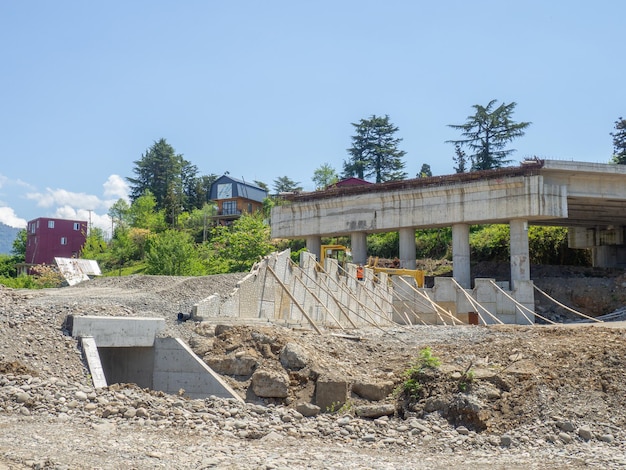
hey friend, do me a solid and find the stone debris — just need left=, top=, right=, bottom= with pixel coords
left=1, top=275, right=626, bottom=468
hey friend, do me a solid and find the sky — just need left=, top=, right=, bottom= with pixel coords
left=1, top=1, right=624, bottom=235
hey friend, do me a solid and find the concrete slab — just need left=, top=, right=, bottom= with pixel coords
left=70, top=315, right=165, bottom=347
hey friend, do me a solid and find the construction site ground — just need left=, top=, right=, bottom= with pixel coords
left=0, top=262, right=625, bottom=469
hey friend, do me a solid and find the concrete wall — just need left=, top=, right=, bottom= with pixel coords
left=194, top=249, right=394, bottom=328
left=153, top=338, right=242, bottom=401
left=72, top=315, right=242, bottom=401
left=193, top=250, right=537, bottom=327
left=71, top=316, right=165, bottom=347
left=98, top=346, right=155, bottom=388
left=271, top=175, right=567, bottom=238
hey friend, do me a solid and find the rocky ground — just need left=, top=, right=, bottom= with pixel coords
left=0, top=265, right=625, bottom=469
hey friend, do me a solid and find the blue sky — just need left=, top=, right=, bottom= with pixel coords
left=1, top=1, right=624, bottom=234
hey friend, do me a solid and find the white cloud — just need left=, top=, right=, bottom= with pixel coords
left=0, top=207, right=27, bottom=228
left=52, top=206, right=113, bottom=237
left=103, top=174, right=129, bottom=200
left=26, top=188, right=105, bottom=210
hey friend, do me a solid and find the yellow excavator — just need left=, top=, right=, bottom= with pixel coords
left=318, top=245, right=425, bottom=287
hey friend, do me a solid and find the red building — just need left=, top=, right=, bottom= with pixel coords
left=25, top=217, right=88, bottom=265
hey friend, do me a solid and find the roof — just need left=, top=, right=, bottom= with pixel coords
left=210, top=175, right=268, bottom=203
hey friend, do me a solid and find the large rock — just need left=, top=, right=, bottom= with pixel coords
left=251, top=368, right=290, bottom=398
left=355, top=404, right=396, bottom=418
left=352, top=380, right=395, bottom=401
left=279, top=342, right=309, bottom=370
left=205, top=355, right=258, bottom=376
left=315, top=376, right=349, bottom=412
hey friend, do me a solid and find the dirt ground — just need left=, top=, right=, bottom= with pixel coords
left=0, top=263, right=625, bottom=468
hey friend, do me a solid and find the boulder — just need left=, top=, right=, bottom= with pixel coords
left=251, top=368, right=290, bottom=398
left=205, top=355, right=258, bottom=376
left=352, top=381, right=394, bottom=401
left=279, top=342, right=309, bottom=370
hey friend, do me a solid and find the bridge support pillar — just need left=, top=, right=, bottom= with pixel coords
left=306, top=236, right=322, bottom=261
left=452, top=223, right=471, bottom=288
left=399, top=228, right=416, bottom=269
left=510, top=219, right=530, bottom=289
left=351, top=232, right=367, bottom=265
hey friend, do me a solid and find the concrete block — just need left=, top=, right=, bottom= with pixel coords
left=315, top=377, right=349, bottom=412
left=70, top=316, right=165, bottom=347
left=153, top=337, right=242, bottom=401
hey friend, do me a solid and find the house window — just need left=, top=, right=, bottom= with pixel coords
left=48, top=220, right=55, bottom=228
left=73, top=223, right=80, bottom=230
left=30, top=223, right=36, bottom=234
left=247, top=203, right=252, bottom=213
left=60, top=237, right=67, bottom=245
left=223, top=200, right=238, bottom=215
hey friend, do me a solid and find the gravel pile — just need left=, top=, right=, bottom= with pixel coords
left=1, top=372, right=625, bottom=469
left=1, top=274, right=626, bottom=469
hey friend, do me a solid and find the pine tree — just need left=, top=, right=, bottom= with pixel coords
left=610, top=117, right=626, bottom=164
left=447, top=100, right=530, bottom=171
left=343, top=115, right=407, bottom=182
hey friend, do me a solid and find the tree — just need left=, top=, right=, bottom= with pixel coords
left=108, top=199, right=131, bottom=232
left=417, top=164, right=432, bottom=178
left=145, top=230, right=205, bottom=275
left=128, top=191, right=167, bottom=232
left=207, top=213, right=273, bottom=273
left=447, top=100, right=531, bottom=171
left=126, top=138, right=198, bottom=225
left=186, top=174, right=218, bottom=211
left=452, top=143, right=468, bottom=173
left=312, top=163, right=339, bottom=190
left=253, top=180, right=269, bottom=192
left=610, top=117, right=626, bottom=164
left=11, top=229, right=26, bottom=261
left=343, top=115, right=407, bottom=183
left=273, top=176, right=303, bottom=194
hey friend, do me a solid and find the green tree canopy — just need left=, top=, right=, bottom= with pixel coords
left=126, top=138, right=198, bottom=226
left=128, top=191, right=167, bottom=232
left=145, top=229, right=206, bottom=275
left=343, top=115, right=407, bottom=183
left=273, top=176, right=303, bottom=194
left=610, top=117, right=626, bottom=164
left=447, top=100, right=531, bottom=171
left=452, top=143, right=468, bottom=173
left=312, top=163, right=339, bottom=190
left=417, top=164, right=432, bottom=178
left=11, top=229, right=26, bottom=261
left=207, top=213, right=273, bottom=273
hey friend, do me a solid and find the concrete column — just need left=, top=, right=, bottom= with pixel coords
left=510, top=219, right=530, bottom=288
left=399, top=228, right=416, bottom=269
left=351, top=232, right=368, bottom=265
left=452, top=224, right=471, bottom=288
left=306, top=236, right=322, bottom=261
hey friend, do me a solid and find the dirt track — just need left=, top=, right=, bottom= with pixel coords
left=0, top=270, right=625, bottom=469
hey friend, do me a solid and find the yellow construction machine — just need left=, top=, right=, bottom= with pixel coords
left=318, top=245, right=425, bottom=287
left=365, top=257, right=425, bottom=287
left=319, top=245, right=351, bottom=268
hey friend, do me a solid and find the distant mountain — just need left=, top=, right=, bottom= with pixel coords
left=0, top=223, right=21, bottom=255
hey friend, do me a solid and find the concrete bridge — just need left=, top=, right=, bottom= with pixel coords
left=270, top=160, right=626, bottom=323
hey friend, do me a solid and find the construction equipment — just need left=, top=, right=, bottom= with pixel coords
left=318, top=245, right=425, bottom=287
left=319, top=245, right=351, bottom=269
left=366, top=257, right=425, bottom=287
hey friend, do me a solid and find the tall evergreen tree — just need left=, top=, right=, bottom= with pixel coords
left=126, top=138, right=198, bottom=225
left=453, top=143, right=468, bottom=173
left=273, top=176, right=302, bottom=194
left=610, top=117, right=626, bottom=164
left=343, top=115, right=407, bottom=183
left=447, top=100, right=530, bottom=171
left=417, top=163, right=432, bottom=178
